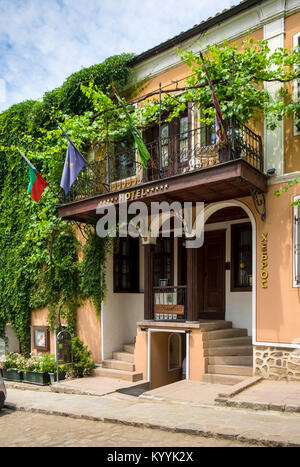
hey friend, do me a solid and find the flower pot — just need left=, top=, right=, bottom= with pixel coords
left=23, top=372, right=35, bottom=384
left=2, top=369, right=23, bottom=382
left=49, top=372, right=66, bottom=384
left=23, top=371, right=50, bottom=386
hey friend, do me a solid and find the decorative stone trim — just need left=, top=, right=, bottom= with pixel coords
left=254, top=346, right=300, bottom=381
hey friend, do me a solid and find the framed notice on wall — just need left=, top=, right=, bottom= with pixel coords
left=32, top=326, right=49, bottom=351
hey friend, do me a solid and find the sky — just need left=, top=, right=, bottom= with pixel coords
left=0, top=0, right=234, bottom=112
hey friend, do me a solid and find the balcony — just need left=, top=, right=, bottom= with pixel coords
left=59, top=117, right=267, bottom=223
left=153, top=286, right=187, bottom=323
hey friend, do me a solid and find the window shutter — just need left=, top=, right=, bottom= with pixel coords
left=294, top=204, right=300, bottom=284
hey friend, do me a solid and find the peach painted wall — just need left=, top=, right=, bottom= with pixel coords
left=135, top=326, right=207, bottom=386
left=31, top=308, right=57, bottom=355
left=284, top=12, right=300, bottom=174
left=76, top=300, right=101, bottom=364
left=150, top=332, right=182, bottom=390
left=255, top=183, right=300, bottom=345
left=31, top=300, right=101, bottom=363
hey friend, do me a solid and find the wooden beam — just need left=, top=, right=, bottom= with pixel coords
left=144, top=244, right=155, bottom=320
left=186, top=246, right=199, bottom=322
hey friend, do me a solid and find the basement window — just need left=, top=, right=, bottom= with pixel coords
left=168, top=333, right=181, bottom=371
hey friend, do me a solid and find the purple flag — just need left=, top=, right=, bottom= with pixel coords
left=60, top=143, right=86, bottom=195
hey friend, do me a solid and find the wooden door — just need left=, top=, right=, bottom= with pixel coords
left=199, top=230, right=226, bottom=320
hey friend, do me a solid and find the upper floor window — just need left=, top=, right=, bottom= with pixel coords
left=179, top=116, right=189, bottom=162
left=293, top=33, right=300, bottom=136
left=143, top=106, right=191, bottom=173
left=110, top=135, right=136, bottom=182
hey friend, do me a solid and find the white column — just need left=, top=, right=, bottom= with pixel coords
left=263, top=17, right=285, bottom=175
left=186, top=331, right=190, bottom=380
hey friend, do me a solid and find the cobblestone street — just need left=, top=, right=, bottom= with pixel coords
left=0, top=409, right=255, bottom=447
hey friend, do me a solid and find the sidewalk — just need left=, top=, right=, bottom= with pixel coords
left=4, top=387, right=300, bottom=446
left=216, top=380, right=300, bottom=412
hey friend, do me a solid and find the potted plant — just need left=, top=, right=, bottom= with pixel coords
left=64, top=337, right=95, bottom=379
left=23, top=356, right=40, bottom=384
left=44, top=355, right=66, bottom=384
left=0, top=353, right=25, bottom=382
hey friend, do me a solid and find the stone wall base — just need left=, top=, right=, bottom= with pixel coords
left=254, top=346, right=300, bottom=381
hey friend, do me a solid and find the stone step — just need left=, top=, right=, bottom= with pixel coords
left=207, top=345, right=253, bottom=356
left=123, top=344, right=135, bottom=354
left=102, top=359, right=135, bottom=372
left=199, top=321, right=233, bottom=332
left=207, top=364, right=253, bottom=377
left=206, top=336, right=252, bottom=348
left=205, top=328, right=248, bottom=340
left=95, top=367, right=143, bottom=382
left=202, top=373, right=245, bottom=385
left=208, top=355, right=253, bottom=366
left=113, top=351, right=134, bottom=363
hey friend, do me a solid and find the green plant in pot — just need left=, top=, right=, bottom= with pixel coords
left=0, top=353, right=25, bottom=382
left=39, top=354, right=66, bottom=383
left=22, top=354, right=50, bottom=386
left=64, top=337, right=95, bottom=379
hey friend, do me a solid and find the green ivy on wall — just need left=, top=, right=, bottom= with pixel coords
left=0, top=53, right=133, bottom=355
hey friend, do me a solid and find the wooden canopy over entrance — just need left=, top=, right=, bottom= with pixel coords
left=58, top=159, right=267, bottom=224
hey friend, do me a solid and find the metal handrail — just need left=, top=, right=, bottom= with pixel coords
left=62, top=118, right=263, bottom=204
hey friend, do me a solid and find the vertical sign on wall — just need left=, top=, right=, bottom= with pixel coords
left=261, top=233, right=268, bottom=288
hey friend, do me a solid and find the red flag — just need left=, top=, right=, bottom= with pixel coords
left=17, top=148, right=47, bottom=203
left=199, top=51, right=227, bottom=146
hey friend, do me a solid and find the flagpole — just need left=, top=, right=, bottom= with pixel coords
left=52, top=118, right=110, bottom=193
left=16, top=147, right=63, bottom=202
left=111, top=85, right=157, bottom=170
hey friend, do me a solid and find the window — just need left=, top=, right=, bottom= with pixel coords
left=161, top=124, right=169, bottom=168
left=231, top=223, right=252, bottom=291
left=110, top=135, right=136, bottom=182
left=179, top=116, right=189, bottom=162
left=153, top=238, right=173, bottom=286
left=114, top=237, right=139, bottom=293
left=293, top=33, right=300, bottom=136
left=293, top=196, right=300, bottom=287
left=168, top=333, right=181, bottom=371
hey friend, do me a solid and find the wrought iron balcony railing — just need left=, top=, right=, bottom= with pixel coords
left=62, top=117, right=263, bottom=204
left=153, top=286, right=187, bottom=322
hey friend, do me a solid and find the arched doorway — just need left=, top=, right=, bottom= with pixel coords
left=202, top=200, right=256, bottom=336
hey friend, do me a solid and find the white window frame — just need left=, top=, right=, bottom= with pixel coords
left=293, top=195, right=300, bottom=287
left=293, top=32, right=300, bottom=137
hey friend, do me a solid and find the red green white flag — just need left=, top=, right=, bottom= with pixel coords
left=17, top=148, right=47, bottom=202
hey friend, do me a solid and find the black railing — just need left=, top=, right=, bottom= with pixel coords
left=153, top=286, right=187, bottom=322
left=62, top=117, right=263, bottom=204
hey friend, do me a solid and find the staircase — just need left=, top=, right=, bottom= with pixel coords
left=95, top=343, right=143, bottom=382
left=202, top=321, right=253, bottom=385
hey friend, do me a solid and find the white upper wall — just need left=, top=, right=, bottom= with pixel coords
left=130, top=0, right=300, bottom=86
left=129, top=0, right=300, bottom=178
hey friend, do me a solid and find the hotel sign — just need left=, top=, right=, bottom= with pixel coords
left=98, top=183, right=169, bottom=206
left=261, top=233, right=268, bottom=288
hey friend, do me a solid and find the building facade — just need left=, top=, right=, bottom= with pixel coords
left=32, top=0, right=300, bottom=389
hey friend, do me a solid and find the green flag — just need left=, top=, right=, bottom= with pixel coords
left=112, top=87, right=153, bottom=169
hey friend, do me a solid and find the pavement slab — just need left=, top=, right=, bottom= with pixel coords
left=4, top=388, right=300, bottom=446
left=221, top=380, right=300, bottom=413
